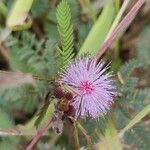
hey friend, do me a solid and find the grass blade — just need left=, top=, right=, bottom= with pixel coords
left=78, top=0, right=115, bottom=56
left=119, top=104, right=150, bottom=137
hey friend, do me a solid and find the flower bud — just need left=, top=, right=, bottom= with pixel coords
left=65, top=92, right=73, bottom=100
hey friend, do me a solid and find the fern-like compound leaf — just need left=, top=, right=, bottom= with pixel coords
left=56, top=0, right=74, bottom=68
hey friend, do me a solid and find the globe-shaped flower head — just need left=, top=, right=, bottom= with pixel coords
left=60, top=58, right=116, bottom=119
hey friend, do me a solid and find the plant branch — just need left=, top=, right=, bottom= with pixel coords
left=26, top=117, right=53, bottom=150
left=105, top=0, right=130, bottom=40
left=33, top=75, right=56, bottom=81
left=95, top=0, right=145, bottom=60
left=70, top=117, right=93, bottom=150
left=72, top=122, right=80, bottom=150
left=119, top=103, right=150, bottom=137
left=0, top=128, right=36, bottom=136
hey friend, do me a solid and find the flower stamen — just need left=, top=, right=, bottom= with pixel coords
left=78, top=80, right=95, bottom=94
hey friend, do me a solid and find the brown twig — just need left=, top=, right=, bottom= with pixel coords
left=26, top=116, right=54, bottom=150
left=95, top=0, right=145, bottom=61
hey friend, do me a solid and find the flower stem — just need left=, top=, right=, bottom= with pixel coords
left=105, top=0, right=130, bottom=40
left=26, top=117, right=53, bottom=150
left=76, top=122, right=93, bottom=150
left=95, top=0, right=145, bottom=60
left=73, top=122, right=80, bottom=150
left=70, top=117, right=93, bottom=150
left=33, top=75, right=56, bottom=81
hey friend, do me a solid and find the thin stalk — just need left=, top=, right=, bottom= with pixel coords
left=107, top=0, right=122, bottom=71
left=70, top=117, right=93, bottom=150
left=26, top=117, right=53, bottom=150
left=96, top=0, right=145, bottom=60
left=0, top=128, right=36, bottom=136
left=119, top=104, right=150, bottom=137
left=106, top=0, right=130, bottom=40
left=77, top=121, right=93, bottom=150
left=33, top=75, right=55, bottom=81
left=73, top=122, right=80, bottom=150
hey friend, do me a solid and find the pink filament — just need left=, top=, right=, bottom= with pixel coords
left=78, top=81, right=95, bottom=94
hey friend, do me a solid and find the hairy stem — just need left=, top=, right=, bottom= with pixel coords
left=26, top=117, right=53, bottom=150
left=105, top=0, right=130, bottom=40
left=95, top=0, right=145, bottom=60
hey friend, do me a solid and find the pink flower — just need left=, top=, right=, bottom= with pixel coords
left=60, top=58, right=116, bottom=118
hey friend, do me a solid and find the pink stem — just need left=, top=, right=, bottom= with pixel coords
left=95, top=0, right=145, bottom=60
left=26, top=117, right=53, bottom=150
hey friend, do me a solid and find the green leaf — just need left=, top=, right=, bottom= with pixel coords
left=124, top=124, right=150, bottom=150
left=23, top=101, right=55, bottom=130
left=0, top=85, right=39, bottom=113
left=0, top=2, right=8, bottom=16
left=0, top=109, right=20, bottom=150
left=119, top=104, right=150, bottom=136
left=56, top=0, right=74, bottom=68
left=0, top=109, right=14, bottom=128
left=34, top=101, right=51, bottom=127
left=8, top=32, right=45, bottom=74
left=31, top=0, right=49, bottom=17
left=78, top=0, right=115, bottom=56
